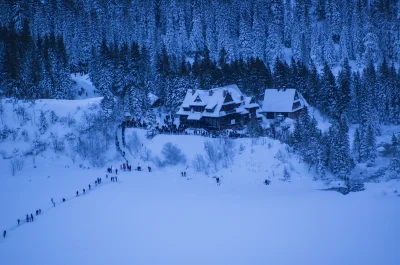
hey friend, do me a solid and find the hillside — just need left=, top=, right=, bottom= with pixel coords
left=0, top=98, right=399, bottom=265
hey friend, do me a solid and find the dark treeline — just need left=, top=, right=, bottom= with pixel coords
left=1, top=0, right=399, bottom=67
left=1, top=19, right=400, bottom=128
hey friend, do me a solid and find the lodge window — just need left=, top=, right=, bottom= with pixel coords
left=266, top=112, right=274, bottom=119
left=183, top=107, right=190, bottom=111
left=192, top=106, right=204, bottom=112
left=221, top=104, right=235, bottom=111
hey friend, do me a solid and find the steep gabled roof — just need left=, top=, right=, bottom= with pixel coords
left=261, top=88, right=307, bottom=113
left=177, top=84, right=259, bottom=118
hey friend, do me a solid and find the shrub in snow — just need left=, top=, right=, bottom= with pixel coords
left=50, top=110, right=58, bottom=124
left=152, top=155, right=164, bottom=168
left=0, top=125, right=9, bottom=141
left=38, top=110, right=48, bottom=134
left=140, top=147, right=152, bottom=162
left=204, top=140, right=220, bottom=171
left=274, top=149, right=288, bottom=163
left=126, top=131, right=141, bottom=154
left=192, top=154, right=208, bottom=173
left=0, top=149, right=8, bottom=159
left=14, top=105, right=30, bottom=126
left=282, top=166, right=291, bottom=181
left=218, top=138, right=235, bottom=168
left=11, top=128, right=18, bottom=142
left=162, top=142, right=186, bottom=166
left=59, top=114, right=76, bottom=128
left=239, top=144, right=246, bottom=154
left=21, top=129, right=29, bottom=142
left=247, top=118, right=264, bottom=137
left=0, top=100, right=4, bottom=124
left=9, top=158, right=24, bottom=176
left=51, top=133, right=65, bottom=153
left=64, top=132, right=77, bottom=142
left=28, top=135, right=47, bottom=155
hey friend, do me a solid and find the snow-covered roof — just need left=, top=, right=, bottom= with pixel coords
left=148, top=92, right=160, bottom=106
left=177, top=84, right=259, bottom=118
left=124, top=112, right=131, bottom=117
left=260, top=89, right=306, bottom=113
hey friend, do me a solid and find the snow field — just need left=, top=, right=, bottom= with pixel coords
left=0, top=98, right=399, bottom=265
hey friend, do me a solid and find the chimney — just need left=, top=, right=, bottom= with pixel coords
left=191, top=89, right=196, bottom=95
left=223, top=90, right=227, bottom=97
left=209, top=90, right=213, bottom=96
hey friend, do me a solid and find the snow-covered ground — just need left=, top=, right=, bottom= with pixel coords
left=0, top=152, right=399, bottom=265
left=71, top=73, right=99, bottom=99
left=0, top=98, right=399, bottom=265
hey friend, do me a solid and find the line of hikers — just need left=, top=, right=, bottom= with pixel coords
left=4, top=172, right=123, bottom=240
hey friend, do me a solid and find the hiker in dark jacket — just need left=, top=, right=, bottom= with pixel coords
left=76, top=191, right=79, bottom=196
left=26, top=214, right=29, bottom=223
left=17, top=219, right=20, bottom=225
left=83, top=188, right=86, bottom=194
left=88, top=184, right=91, bottom=190
left=31, top=214, right=34, bottom=221
left=3, top=230, right=6, bottom=238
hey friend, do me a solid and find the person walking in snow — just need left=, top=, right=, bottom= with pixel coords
left=76, top=191, right=79, bottom=196
left=115, top=168, right=118, bottom=175
left=17, top=219, right=20, bottom=225
left=31, top=214, right=34, bottom=221
left=95, top=180, right=97, bottom=186
left=181, top=172, right=183, bottom=177
left=26, top=214, right=29, bottom=223
left=83, top=188, right=86, bottom=194
left=36, top=210, right=39, bottom=216
left=51, top=198, right=54, bottom=204
left=148, top=166, right=151, bottom=172
left=63, top=198, right=66, bottom=202
left=88, top=184, right=91, bottom=190
left=184, top=171, right=186, bottom=177
left=3, top=230, right=6, bottom=238
left=115, top=176, right=118, bottom=182
left=216, top=177, right=220, bottom=185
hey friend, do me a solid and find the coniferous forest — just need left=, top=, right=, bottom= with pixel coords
left=1, top=0, right=400, bottom=178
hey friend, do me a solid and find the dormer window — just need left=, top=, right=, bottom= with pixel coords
left=223, top=92, right=233, bottom=103
left=194, top=95, right=202, bottom=102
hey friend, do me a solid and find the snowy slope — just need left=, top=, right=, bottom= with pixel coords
left=0, top=98, right=399, bottom=265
